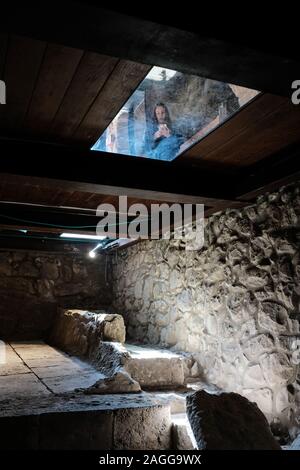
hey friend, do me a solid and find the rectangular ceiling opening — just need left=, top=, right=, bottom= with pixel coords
left=91, top=66, right=260, bottom=161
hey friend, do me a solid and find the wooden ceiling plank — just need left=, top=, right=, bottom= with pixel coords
left=85, top=194, right=116, bottom=208
left=24, top=43, right=84, bottom=133
left=51, top=51, right=118, bottom=139
left=61, top=190, right=91, bottom=208
left=74, top=59, right=151, bottom=144
left=180, top=94, right=287, bottom=162
left=0, top=35, right=46, bottom=130
left=48, top=188, right=71, bottom=206
left=200, top=101, right=300, bottom=167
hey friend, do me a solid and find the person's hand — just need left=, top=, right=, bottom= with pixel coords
left=154, top=129, right=162, bottom=140
left=162, top=126, right=171, bottom=137
left=160, top=124, right=171, bottom=138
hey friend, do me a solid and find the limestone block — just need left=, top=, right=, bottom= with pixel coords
left=186, top=390, right=281, bottom=450
left=125, top=344, right=185, bottom=389
left=113, top=405, right=171, bottom=450
left=49, top=309, right=126, bottom=356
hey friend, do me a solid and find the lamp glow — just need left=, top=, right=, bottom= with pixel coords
left=88, top=242, right=104, bottom=258
left=60, top=233, right=106, bottom=240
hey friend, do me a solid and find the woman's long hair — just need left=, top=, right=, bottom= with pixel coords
left=152, top=102, right=172, bottom=130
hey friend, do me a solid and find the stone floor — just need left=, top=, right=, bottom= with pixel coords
left=0, top=341, right=175, bottom=450
left=0, top=341, right=204, bottom=449
left=0, top=341, right=105, bottom=397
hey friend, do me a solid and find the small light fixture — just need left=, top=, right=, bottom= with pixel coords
left=88, top=242, right=103, bottom=258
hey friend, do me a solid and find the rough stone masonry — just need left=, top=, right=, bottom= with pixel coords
left=112, top=182, right=300, bottom=438
left=0, top=250, right=112, bottom=339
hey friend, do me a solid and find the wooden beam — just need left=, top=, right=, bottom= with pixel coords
left=0, top=233, right=96, bottom=253
left=0, top=140, right=244, bottom=207
left=0, top=3, right=299, bottom=96
left=236, top=142, right=300, bottom=201
left=0, top=201, right=149, bottom=238
left=204, top=201, right=249, bottom=218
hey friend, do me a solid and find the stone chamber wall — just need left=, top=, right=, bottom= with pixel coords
left=112, top=182, right=300, bottom=437
left=0, top=248, right=112, bottom=339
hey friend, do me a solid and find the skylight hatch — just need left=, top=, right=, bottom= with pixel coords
left=91, top=66, right=259, bottom=161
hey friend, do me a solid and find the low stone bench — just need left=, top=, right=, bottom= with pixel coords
left=49, top=311, right=186, bottom=393
left=49, top=309, right=126, bottom=357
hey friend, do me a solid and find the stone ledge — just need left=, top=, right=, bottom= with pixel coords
left=49, top=309, right=126, bottom=356
left=0, top=393, right=171, bottom=450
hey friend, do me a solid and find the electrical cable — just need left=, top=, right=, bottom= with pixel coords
left=0, top=213, right=150, bottom=230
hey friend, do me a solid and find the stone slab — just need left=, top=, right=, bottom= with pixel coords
left=0, top=373, right=51, bottom=398
left=125, top=344, right=185, bottom=389
left=31, top=363, right=95, bottom=379
left=0, top=363, right=30, bottom=376
left=0, top=393, right=172, bottom=450
left=186, top=390, right=281, bottom=450
left=113, top=404, right=171, bottom=450
left=43, top=371, right=105, bottom=393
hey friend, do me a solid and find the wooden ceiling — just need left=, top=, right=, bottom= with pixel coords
left=181, top=94, right=300, bottom=169
left=0, top=34, right=299, bottom=172
left=0, top=35, right=151, bottom=147
left=0, top=5, right=300, bottom=244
